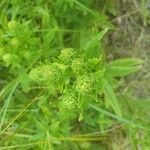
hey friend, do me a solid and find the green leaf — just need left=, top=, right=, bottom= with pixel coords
left=102, top=78, right=122, bottom=117
left=105, top=58, right=143, bottom=77
left=123, top=96, right=150, bottom=112
left=90, top=104, right=150, bottom=131
left=108, top=58, right=143, bottom=67
left=84, top=28, right=109, bottom=58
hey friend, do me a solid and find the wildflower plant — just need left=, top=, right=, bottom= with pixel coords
left=0, top=0, right=148, bottom=149
left=29, top=48, right=142, bottom=122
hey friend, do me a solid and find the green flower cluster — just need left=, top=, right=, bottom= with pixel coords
left=71, top=58, right=85, bottom=75
left=59, top=48, right=76, bottom=64
left=29, top=48, right=105, bottom=113
left=59, top=91, right=77, bottom=111
left=75, top=75, right=94, bottom=94
left=29, top=64, right=62, bottom=86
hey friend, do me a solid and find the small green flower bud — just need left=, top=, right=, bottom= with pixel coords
left=59, top=48, right=76, bottom=64
left=29, top=67, right=41, bottom=82
left=71, top=58, right=84, bottom=74
left=75, top=75, right=94, bottom=94
left=60, top=92, right=77, bottom=111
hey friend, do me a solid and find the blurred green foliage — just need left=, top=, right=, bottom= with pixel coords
left=0, top=0, right=150, bottom=150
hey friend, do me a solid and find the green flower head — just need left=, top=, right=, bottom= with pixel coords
left=59, top=48, right=76, bottom=64
left=29, top=64, right=62, bottom=86
left=60, top=92, right=77, bottom=111
left=71, top=58, right=84, bottom=74
left=29, top=67, right=41, bottom=82
left=75, top=75, right=94, bottom=94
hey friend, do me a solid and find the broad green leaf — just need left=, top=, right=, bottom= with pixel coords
left=102, top=78, right=122, bottom=117
left=105, top=58, right=143, bottom=77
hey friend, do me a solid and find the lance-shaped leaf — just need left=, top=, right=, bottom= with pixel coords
left=84, top=28, right=109, bottom=58
left=90, top=104, right=150, bottom=131
left=105, top=58, right=143, bottom=77
left=102, top=78, right=122, bottom=117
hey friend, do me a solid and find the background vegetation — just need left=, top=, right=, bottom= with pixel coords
left=0, top=0, right=150, bottom=149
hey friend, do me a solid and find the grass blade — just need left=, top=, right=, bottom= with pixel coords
left=102, top=78, right=122, bottom=117
left=90, top=104, right=150, bottom=131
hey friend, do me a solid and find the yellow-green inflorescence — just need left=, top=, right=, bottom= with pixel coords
left=29, top=64, right=62, bottom=86
left=29, top=48, right=105, bottom=113
left=71, top=58, right=85, bottom=75
left=75, top=75, right=94, bottom=94
left=59, top=48, right=76, bottom=64
left=59, top=91, right=77, bottom=112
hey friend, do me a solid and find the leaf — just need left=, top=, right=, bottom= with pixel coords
left=79, top=113, right=83, bottom=121
left=109, top=58, right=143, bottom=67
left=105, top=58, right=143, bottom=77
left=102, top=78, right=122, bottom=117
left=90, top=104, right=150, bottom=131
left=84, top=28, right=109, bottom=58
left=123, top=96, right=150, bottom=111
